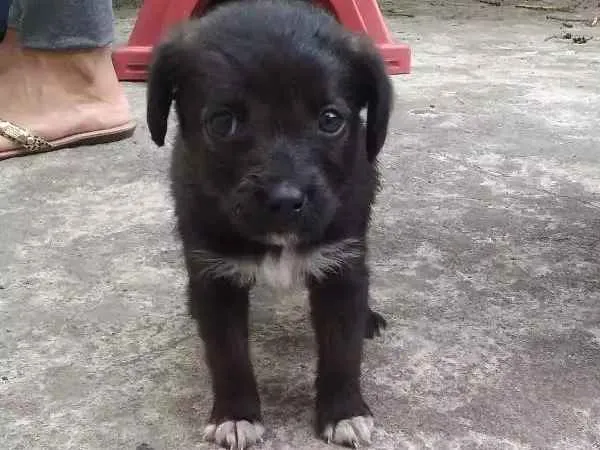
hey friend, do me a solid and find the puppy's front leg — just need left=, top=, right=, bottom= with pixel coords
left=309, top=262, right=374, bottom=448
left=188, top=276, right=264, bottom=449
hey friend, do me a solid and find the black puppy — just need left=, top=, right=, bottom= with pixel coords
left=147, top=0, right=392, bottom=447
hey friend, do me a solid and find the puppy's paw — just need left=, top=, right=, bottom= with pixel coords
left=203, top=420, right=265, bottom=449
left=322, top=416, right=374, bottom=447
left=364, top=309, right=387, bottom=339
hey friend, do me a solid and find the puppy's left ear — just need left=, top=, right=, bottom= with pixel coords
left=146, top=28, right=185, bottom=146
left=350, top=35, right=394, bottom=163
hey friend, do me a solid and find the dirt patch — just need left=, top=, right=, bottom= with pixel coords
left=378, top=0, right=599, bottom=18
left=112, top=0, right=141, bottom=8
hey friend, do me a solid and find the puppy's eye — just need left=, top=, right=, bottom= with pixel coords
left=206, top=110, right=237, bottom=138
left=318, top=108, right=345, bottom=135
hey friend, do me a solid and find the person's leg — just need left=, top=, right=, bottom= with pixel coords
left=0, top=0, right=11, bottom=42
left=0, top=0, right=19, bottom=56
left=0, top=0, right=134, bottom=158
left=18, top=0, right=114, bottom=49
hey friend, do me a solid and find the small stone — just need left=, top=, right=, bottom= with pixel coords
left=136, top=444, right=154, bottom=450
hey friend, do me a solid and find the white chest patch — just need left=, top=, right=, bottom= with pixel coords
left=192, top=238, right=363, bottom=290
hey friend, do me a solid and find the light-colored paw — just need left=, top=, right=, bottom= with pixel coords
left=203, top=420, right=265, bottom=449
left=322, top=416, right=374, bottom=448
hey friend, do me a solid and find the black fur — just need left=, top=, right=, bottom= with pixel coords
left=147, top=0, right=392, bottom=446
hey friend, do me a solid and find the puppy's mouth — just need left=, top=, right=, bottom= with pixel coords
left=256, top=233, right=301, bottom=248
left=224, top=174, right=338, bottom=245
left=227, top=194, right=334, bottom=246
left=230, top=207, right=312, bottom=245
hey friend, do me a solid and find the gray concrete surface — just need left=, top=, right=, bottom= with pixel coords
left=2, top=4, right=600, bottom=450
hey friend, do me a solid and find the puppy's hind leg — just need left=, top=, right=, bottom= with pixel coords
left=188, top=275, right=264, bottom=449
left=309, top=262, right=375, bottom=448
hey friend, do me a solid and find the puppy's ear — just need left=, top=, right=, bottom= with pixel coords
left=146, top=29, right=185, bottom=146
left=350, top=35, right=394, bottom=163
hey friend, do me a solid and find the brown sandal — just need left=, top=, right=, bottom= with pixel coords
left=0, top=119, right=136, bottom=161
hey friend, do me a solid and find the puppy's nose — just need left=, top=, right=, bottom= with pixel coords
left=267, top=183, right=306, bottom=216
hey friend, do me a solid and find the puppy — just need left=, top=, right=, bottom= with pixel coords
left=146, top=0, right=392, bottom=447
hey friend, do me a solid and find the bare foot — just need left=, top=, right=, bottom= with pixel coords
left=0, top=41, right=134, bottom=154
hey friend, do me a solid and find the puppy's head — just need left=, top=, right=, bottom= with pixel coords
left=147, top=0, right=392, bottom=244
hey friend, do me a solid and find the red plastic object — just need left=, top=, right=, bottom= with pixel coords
left=112, top=0, right=411, bottom=81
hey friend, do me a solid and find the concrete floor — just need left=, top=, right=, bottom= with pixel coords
left=2, top=4, right=600, bottom=450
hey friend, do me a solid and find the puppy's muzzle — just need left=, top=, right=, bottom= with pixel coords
left=266, top=182, right=306, bottom=222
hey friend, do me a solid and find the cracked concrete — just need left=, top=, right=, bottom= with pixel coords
left=1, top=3, right=600, bottom=449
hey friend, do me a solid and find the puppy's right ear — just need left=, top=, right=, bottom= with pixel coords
left=146, top=31, right=183, bottom=146
left=347, top=34, right=393, bottom=163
